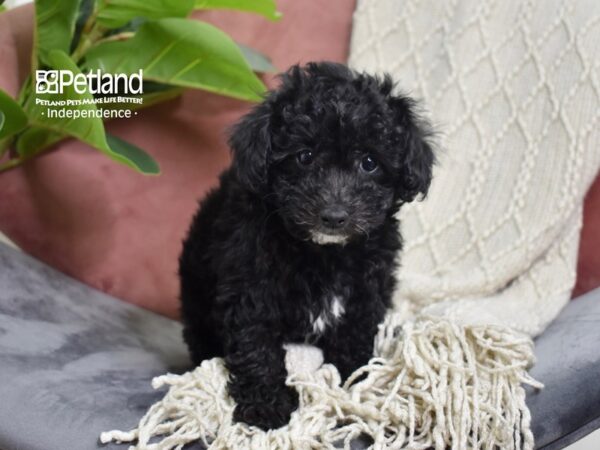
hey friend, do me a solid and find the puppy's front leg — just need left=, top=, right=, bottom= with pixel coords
left=224, top=323, right=298, bottom=430
left=320, top=305, right=383, bottom=383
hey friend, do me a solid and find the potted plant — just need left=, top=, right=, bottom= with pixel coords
left=0, top=0, right=279, bottom=174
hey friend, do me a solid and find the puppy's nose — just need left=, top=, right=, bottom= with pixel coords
left=320, top=207, right=349, bottom=229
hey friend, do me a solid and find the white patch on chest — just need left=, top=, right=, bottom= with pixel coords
left=331, top=296, right=345, bottom=318
left=312, top=316, right=327, bottom=334
left=310, top=232, right=348, bottom=245
left=311, top=295, right=346, bottom=334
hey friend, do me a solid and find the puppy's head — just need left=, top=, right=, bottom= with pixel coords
left=229, top=62, right=435, bottom=245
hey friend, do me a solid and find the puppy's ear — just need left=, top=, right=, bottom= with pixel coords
left=228, top=104, right=271, bottom=193
left=387, top=91, right=435, bottom=203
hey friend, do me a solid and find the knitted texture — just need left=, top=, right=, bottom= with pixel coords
left=349, top=0, right=600, bottom=335
left=101, top=1, right=600, bottom=448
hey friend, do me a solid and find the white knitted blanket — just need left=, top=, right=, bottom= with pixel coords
left=355, top=0, right=600, bottom=337
left=101, top=1, right=600, bottom=448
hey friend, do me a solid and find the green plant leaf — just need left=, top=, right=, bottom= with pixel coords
left=98, top=86, right=184, bottom=111
left=195, top=0, right=281, bottom=20
left=34, top=0, right=81, bottom=64
left=0, top=111, right=4, bottom=132
left=22, top=50, right=160, bottom=174
left=104, top=17, right=146, bottom=37
left=237, top=43, right=276, bottom=73
left=97, top=0, right=195, bottom=29
left=106, top=134, right=159, bottom=174
left=0, top=5, right=7, bottom=13
left=0, top=89, right=28, bottom=140
left=84, top=18, right=266, bottom=102
left=15, top=127, right=64, bottom=158
left=71, top=0, right=96, bottom=53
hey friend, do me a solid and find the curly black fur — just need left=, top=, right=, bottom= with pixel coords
left=179, top=62, right=435, bottom=430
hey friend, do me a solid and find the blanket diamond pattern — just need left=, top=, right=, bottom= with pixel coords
left=349, top=0, right=600, bottom=335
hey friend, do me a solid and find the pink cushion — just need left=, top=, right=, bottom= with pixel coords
left=574, top=175, right=600, bottom=297
left=0, top=1, right=356, bottom=318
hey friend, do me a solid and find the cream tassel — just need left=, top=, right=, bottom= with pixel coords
left=100, top=316, right=542, bottom=450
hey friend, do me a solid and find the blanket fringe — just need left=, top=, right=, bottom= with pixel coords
left=100, top=317, right=542, bottom=449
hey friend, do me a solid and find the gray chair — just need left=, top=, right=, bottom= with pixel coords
left=0, top=242, right=598, bottom=450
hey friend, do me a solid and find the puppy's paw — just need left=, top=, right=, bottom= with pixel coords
left=233, top=386, right=299, bottom=430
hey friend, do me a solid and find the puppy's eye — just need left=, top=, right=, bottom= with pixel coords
left=360, top=155, right=378, bottom=173
left=297, top=149, right=314, bottom=165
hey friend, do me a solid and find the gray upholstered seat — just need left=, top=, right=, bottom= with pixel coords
left=0, top=242, right=598, bottom=450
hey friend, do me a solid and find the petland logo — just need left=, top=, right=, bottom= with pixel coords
left=35, top=69, right=143, bottom=95
left=34, top=70, right=144, bottom=119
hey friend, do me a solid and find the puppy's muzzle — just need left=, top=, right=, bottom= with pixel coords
left=320, top=206, right=349, bottom=230
left=311, top=205, right=351, bottom=245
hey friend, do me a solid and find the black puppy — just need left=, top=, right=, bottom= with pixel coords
left=179, top=62, right=434, bottom=430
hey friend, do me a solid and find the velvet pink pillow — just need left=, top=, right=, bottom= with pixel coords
left=0, top=1, right=356, bottom=318
left=573, top=175, right=600, bottom=298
